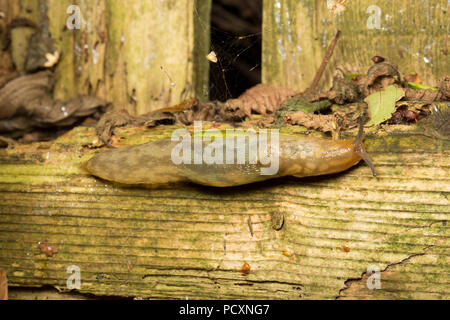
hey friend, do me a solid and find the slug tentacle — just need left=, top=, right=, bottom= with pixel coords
left=353, top=119, right=377, bottom=177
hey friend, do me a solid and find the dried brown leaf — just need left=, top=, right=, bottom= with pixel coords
left=284, top=111, right=336, bottom=132
left=0, top=71, right=111, bottom=136
left=224, top=84, right=296, bottom=117
left=356, top=60, right=402, bottom=97
left=38, top=241, right=58, bottom=257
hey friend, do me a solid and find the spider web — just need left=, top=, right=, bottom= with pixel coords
left=194, top=1, right=263, bottom=102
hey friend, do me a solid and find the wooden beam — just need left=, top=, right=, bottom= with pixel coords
left=0, top=270, right=7, bottom=300
left=0, top=123, right=448, bottom=299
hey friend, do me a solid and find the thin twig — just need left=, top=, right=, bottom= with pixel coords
left=307, top=30, right=342, bottom=93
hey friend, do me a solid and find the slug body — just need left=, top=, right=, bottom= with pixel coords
left=84, top=127, right=375, bottom=187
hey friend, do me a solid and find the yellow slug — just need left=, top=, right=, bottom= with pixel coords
left=84, top=124, right=376, bottom=187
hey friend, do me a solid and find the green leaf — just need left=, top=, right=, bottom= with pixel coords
left=407, top=82, right=438, bottom=91
left=364, top=85, right=405, bottom=127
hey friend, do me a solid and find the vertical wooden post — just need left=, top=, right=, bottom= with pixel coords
left=263, top=0, right=449, bottom=92
left=14, top=0, right=211, bottom=115
left=0, top=270, right=7, bottom=300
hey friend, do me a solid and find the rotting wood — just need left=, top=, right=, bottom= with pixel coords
left=262, top=0, right=450, bottom=92
left=11, top=0, right=211, bottom=114
left=0, top=122, right=448, bottom=299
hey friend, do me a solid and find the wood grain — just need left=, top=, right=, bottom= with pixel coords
left=0, top=124, right=448, bottom=299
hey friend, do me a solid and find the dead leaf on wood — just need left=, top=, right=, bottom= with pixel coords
left=38, top=241, right=58, bottom=257
left=0, top=136, right=16, bottom=148
left=404, top=72, right=422, bottom=84
left=284, top=111, right=336, bottom=133
left=0, top=270, right=7, bottom=300
left=356, top=59, right=402, bottom=97
left=223, top=84, right=296, bottom=118
left=25, top=32, right=58, bottom=73
left=0, top=71, right=111, bottom=141
left=388, top=103, right=431, bottom=125
left=97, top=111, right=139, bottom=147
left=176, top=101, right=247, bottom=124
left=404, top=76, right=450, bottom=102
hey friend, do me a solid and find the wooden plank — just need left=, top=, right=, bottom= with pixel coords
left=262, top=0, right=449, bottom=92
left=14, top=0, right=211, bottom=114
left=0, top=123, right=448, bottom=299
left=0, top=270, right=7, bottom=300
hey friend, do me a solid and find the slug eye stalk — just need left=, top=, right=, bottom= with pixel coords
left=353, top=118, right=377, bottom=177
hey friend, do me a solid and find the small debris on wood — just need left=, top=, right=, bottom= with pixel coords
left=247, top=217, right=254, bottom=237
left=307, top=30, right=341, bottom=94
left=38, top=241, right=58, bottom=257
left=206, top=51, right=218, bottom=63
left=337, top=244, right=351, bottom=253
left=282, top=250, right=292, bottom=257
left=43, top=51, right=60, bottom=68
left=271, top=212, right=284, bottom=230
left=404, top=72, right=421, bottom=84
left=96, top=109, right=172, bottom=147
left=240, top=262, right=251, bottom=276
left=328, top=0, right=348, bottom=15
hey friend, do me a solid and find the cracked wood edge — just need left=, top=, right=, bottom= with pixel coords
left=0, top=125, right=448, bottom=299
